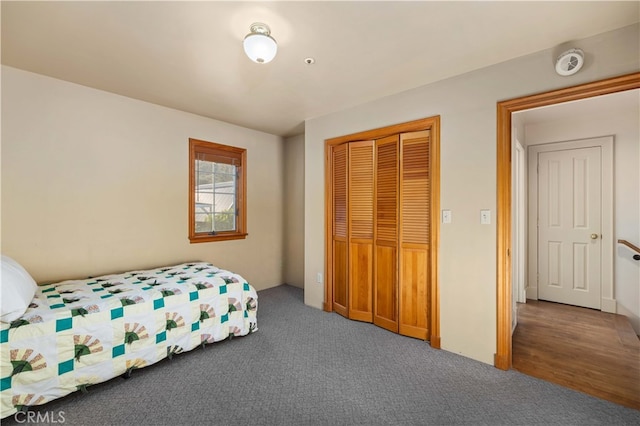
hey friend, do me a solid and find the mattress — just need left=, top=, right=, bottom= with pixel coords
left=0, top=262, right=257, bottom=418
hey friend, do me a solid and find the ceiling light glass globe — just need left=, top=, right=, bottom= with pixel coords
left=243, top=33, right=277, bottom=64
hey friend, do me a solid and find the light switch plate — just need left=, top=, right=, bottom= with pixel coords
left=442, top=209, right=452, bottom=224
left=480, top=209, right=491, bottom=225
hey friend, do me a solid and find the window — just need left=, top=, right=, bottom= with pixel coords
left=189, top=138, right=247, bottom=243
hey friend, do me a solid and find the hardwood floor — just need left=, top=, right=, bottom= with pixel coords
left=512, top=300, right=640, bottom=410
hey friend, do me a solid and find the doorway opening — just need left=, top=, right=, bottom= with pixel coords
left=495, top=72, right=640, bottom=370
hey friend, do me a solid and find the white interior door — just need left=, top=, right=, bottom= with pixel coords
left=537, top=146, right=601, bottom=309
left=512, top=139, right=525, bottom=334
left=514, top=141, right=526, bottom=304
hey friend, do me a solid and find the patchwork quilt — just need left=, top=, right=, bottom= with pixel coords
left=0, top=262, right=257, bottom=418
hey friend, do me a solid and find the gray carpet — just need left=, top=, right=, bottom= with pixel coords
left=4, top=284, right=640, bottom=425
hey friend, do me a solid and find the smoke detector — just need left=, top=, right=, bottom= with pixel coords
left=555, top=48, right=584, bottom=76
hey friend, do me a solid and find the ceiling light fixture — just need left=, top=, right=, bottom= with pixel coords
left=243, top=23, right=277, bottom=64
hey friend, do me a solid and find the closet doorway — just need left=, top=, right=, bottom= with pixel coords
left=323, top=116, right=441, bottom=347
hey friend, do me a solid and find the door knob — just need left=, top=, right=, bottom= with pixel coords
left=590, top=233, right=599, bottom=240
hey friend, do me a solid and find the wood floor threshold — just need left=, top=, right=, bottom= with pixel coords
left=512, top=300, right=640, bottom=410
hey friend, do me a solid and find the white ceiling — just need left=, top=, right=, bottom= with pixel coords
left=2, top=1, right=639, bottom=137
left=515, top=89, right=640, bottom=126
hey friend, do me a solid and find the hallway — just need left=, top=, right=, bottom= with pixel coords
left=512, top=300, right=640, bottom=410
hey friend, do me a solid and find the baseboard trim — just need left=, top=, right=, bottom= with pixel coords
left=602, top=298, right=616, bottom=314
left=525, top=287, right=537, bottom=300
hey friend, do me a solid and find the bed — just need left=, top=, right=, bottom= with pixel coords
left=0, top=257, right=258, bottom=419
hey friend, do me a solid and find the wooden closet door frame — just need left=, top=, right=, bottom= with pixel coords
left=324, top=116, right=441, bottom=348
left=495, top=72, right=640, bottom=370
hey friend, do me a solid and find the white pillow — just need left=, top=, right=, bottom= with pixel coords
left=1, top=255, right=38, bottom=323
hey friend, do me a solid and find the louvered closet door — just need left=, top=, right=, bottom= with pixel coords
left=348, top=141, right=374, bottom=322
left=331, top=144, right=349, bottom=318
left=373, top=135, right=399, bottom=332
left=399, top=130, right=430, bottom=340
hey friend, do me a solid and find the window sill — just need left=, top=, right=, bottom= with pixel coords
left=189, top=233, right=248, bottom=243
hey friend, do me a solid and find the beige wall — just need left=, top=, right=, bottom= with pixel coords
left=303, top=24, right=640, bottom=364
left=283, top=134, right=305, bottom=288
left=524, top=102, right=640, bottom=333
left=1, top=66, right=284, bottom=291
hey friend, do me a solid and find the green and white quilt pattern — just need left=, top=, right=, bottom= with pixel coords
left=0, top=262, right=258, bottom=418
